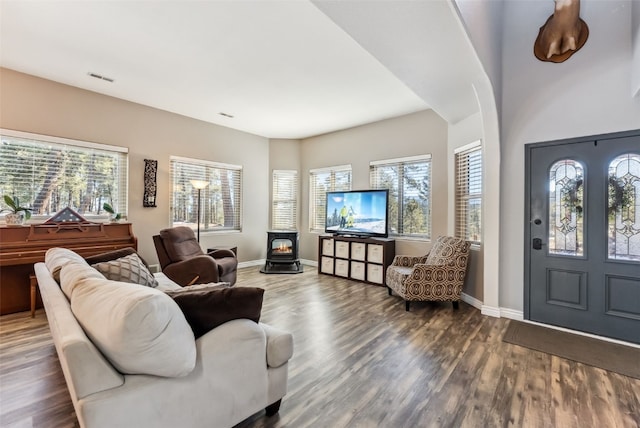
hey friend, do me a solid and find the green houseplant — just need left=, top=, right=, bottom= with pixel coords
left=103, top=202, right=122, bottom=222
left=1, top=195, right=32, bottom=226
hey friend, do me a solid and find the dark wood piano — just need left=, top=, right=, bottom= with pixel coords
left=0, top=222, right=137, bottom=315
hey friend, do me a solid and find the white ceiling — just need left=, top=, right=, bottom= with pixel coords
left=0, top=0, right=481, bottom=139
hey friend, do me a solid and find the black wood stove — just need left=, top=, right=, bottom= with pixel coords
left=260, top=230, right=303, bottom=274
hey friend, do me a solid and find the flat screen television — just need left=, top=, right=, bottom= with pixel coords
left=325, top=189, right=389, bottom=238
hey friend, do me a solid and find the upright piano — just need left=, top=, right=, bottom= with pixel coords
left=0, top=222, right=137, bottom=315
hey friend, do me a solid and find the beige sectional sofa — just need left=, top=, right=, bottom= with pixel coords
left=34, top=248, right=293, bottom=428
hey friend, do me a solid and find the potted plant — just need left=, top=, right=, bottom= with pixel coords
left=103, top=202, right=122, bottom=222
left=1, top=195, right=32, bottom=226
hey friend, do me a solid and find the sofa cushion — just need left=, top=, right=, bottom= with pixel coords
left=91, top=252, right=159, bottom=288
left=45, top=247, right=89, bottom=283
left=67, top=267, right=196, bottom=377
left=166, top=287, right=264, bottom=339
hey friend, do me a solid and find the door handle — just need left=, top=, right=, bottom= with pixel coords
left=532, top=238, right=544, bottom=250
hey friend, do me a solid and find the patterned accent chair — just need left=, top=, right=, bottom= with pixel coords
left=385, top=236, right=471, bottom=311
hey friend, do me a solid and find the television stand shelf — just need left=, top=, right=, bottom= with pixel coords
left=317, top=235, right=395, bottom=285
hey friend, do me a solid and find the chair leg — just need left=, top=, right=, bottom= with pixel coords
left=387, top=286, right=392, bottom=296
left=405, top=300, right=410, bottom=311
left=265, top=399, right=282, bottom=416
left=452, top=301, right=459, bottom=310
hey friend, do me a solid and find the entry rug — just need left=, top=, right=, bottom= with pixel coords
left=503, top=321, right=640, bottom=380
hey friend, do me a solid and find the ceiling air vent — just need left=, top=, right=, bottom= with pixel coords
left=88, top=72, right=114, bottom=83
left=218, top=112, right=234, bottom=118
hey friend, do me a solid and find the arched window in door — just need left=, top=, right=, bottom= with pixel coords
left=608, top=153, right=640, bottom=261
left=548, top=160, right=584, bottom=256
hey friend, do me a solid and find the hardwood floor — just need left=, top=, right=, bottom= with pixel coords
left=1, top=267, right=639, bottom=428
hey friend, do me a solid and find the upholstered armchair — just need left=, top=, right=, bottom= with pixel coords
left=153, top=226, right=238, bottom=286
left=385, top=236, right=471, bottom=311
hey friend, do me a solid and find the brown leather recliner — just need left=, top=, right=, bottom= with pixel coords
left=153, top=226, right=238, bottom=286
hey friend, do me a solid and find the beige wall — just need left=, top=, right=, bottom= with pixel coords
left=0, top=68, right=270, bottom=265
left=299, top=109, right=448, bottom=261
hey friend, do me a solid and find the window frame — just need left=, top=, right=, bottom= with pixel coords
left=454, top=140, right=483, bottom=246
left=271, top=169, right=298, bottom=230
left=370, top=154, right=432, bottom=239
left=309, top=164, right=352, bottom=233
left=170, top=156, right=243, bottom=234
left=0, top=128, right=128, bottom=223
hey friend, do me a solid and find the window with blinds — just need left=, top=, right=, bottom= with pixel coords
left=272, top=169, right=298, bottom=230
left=370, top=155, right=431, bottom=238
left=170, top=156, right=242, bottom=232
left=455, top=142, right=482, bottom=244
left=0, top=129, right=128, bottom=221
left=309, top=165, right=352, bottom=232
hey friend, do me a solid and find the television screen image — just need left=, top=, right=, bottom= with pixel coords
left=325, top=189, right=389, bottom=237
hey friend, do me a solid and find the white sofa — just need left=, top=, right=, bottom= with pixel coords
left=34, top=248, right=293, bottom=428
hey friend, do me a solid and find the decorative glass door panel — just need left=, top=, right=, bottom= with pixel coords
left=608, top=153, right=640, bottom=261
left=548, top=160, right=584, bottom=257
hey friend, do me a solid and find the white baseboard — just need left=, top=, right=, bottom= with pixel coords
left=500, top=308, right=524, bottom=320
left=300, top=258, right=317, bottom=267
left=481, top=305, right=501, bottom=318
left=461, top=292, right=483, bottom=310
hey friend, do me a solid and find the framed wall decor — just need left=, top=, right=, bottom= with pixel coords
left=143, top=159, right=158, bottom=207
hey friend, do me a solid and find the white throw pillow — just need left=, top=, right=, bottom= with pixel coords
left=59, top=260, right=105, bottom=300
left=45, top=247, right=88, bottom=283
left=67, top=267, right=196, bottom=377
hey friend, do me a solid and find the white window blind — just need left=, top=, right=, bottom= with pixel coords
left=0, top=129, right=128, bottom=220
left=170, top=156, right=242, bottom=232
left=370, top=155, right=431, bottom=238
left=272, top=169, right=298, bottom=230
left=309, top=165, right=352, bottom=232
left=455, top=143, right=482, bottom=244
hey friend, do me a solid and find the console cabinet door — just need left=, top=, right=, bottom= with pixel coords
left=350, top=261, right=365, bottom=281
left=367, top=264, right=384, bottom=284
left=351, top=242, right=366, bottom=261
left=367, top=244, right=384, bottom=264
left=335, top=241, right=350, bottom=259
left=322, top=239, right=334, bottom=256
left=321, top=256, right=334, bottom=274
left=335, top=259, right=349, bottom=277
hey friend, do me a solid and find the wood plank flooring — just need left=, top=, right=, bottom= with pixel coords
left=1, top=267, right=639, bottom=428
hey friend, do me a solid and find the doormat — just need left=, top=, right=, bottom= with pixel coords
left=503, top=321, right=640, bottom=379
